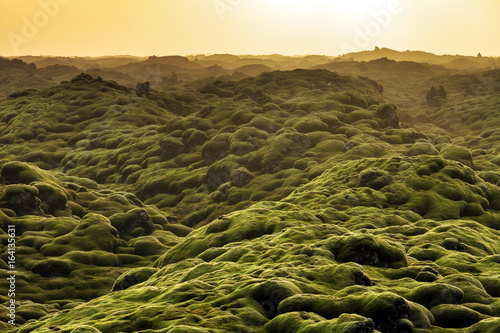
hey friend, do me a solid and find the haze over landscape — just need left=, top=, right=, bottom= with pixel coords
left=2, top=1, right=500, bottom=333
left=2, top=0, right=500, bottom=57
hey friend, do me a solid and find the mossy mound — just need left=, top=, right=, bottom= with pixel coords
left=325, top=233, right=408, bottom=268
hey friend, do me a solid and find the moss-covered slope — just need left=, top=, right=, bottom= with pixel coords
left=10, top=156, right=500, bottom=333
left=1, top=68, right=500, bottom=332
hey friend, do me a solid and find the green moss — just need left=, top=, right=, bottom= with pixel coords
left=438, top=274, right=493, bottom=304
left=346, top=109, right=373, bottom=124
left=466, top=318, right=500, bottom=333
left=405, top=283, right=463, bottom=309
left=0, top=161, right=60, bottom=185
left=310, top=140, right=345, bottom=159
left=344, top=143, right=388, bottom=159
left=31, top=258, right=74, bottom=277
left=133, top=236, right=168, bottom=256
left=0, top=184, right=43, bottom=216
left=357, top=168, right=392, bottom=190
left=325, top=233, right=407, bottom=268
left=431, top=304, right=488, bottom=328
left=109, top=208, right=154, bottom=238
left=4, top=67, right=500, bottom=333
left=439, top=144, right=474, bottom=167
left=112, top=267, right=158, bottom=291
left=40, top=213, right=124, bottom=255
left=381, top=183, right=412, bottom=205
left=70, top=326, right=103, bottom=333
left=407, top=142, right=439, bottom=157
left=293, top=117, right=329, bottom=133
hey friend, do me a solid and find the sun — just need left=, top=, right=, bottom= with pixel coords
left=268, top=0, right=397, bottom=17
left=334, top=0, right=395, bottom=15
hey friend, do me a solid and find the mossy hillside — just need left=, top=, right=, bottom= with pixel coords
left=409, top=69, right=500, bottom=156
left=0, top=79, right=174, bottom=184
left=127, top=70, right=430, bottom=227
left=17, top=156, right=500, bottom=332
left=1, top=69, right=500, bottom=331
left=1, top=70, right=463, bottom=233
left=0, top=70, right=411, bottom=231
left=0, top=162, right=189, bottom=326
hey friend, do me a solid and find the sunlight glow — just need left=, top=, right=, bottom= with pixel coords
left=334, top=0, right=392, bottom=15
left=1, top=0, right=500, bottom=56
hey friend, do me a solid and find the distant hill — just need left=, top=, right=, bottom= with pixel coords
left=338, top=47, right=499, bottom=69
left=3, top=50, right=498, bottom=98
left=13, top=55, right=145, bottom=69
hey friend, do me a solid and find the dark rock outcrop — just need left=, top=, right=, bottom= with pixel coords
left=136, top=81, right=150, bottom=97
left=427, top=86, right=447, bottom=106
left=376, top=103, right=399, bottom=128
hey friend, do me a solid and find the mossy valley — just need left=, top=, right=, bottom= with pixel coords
left=1, top=50, right=500, bottom=332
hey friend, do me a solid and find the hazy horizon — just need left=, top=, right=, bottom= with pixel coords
left=4, top=48, right=500, bottom=59
left=2, top=0, right=500, bottom=58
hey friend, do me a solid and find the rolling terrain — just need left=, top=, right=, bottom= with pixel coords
left=1, top=50, right=500, bottom=332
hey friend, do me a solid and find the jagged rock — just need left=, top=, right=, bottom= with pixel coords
left=427, top=85, right=447, bottom=106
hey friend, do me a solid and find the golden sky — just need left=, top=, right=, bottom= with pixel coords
left=1, top=0, right=499, bottom=57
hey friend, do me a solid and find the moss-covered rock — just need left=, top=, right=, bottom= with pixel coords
left=109, top=208, right=154, bottom=238
left=40, top=213, right=124, bottom=255
left=325, top=234, right=408, bottom=268
left=112, top=267, right=159, bottom=291
left=0, top=184, right=43, bottom=216
left=431, top=304, right=488, bottom=328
